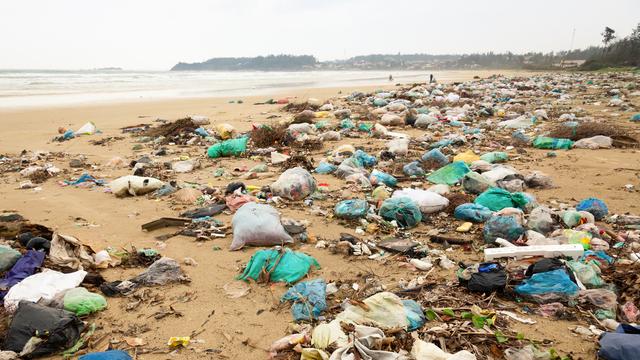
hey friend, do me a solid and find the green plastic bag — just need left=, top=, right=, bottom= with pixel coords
left=238, top=248, right=320, bottom=284
left=340, top=119, right=354, bottom=129
left=379, top=197, right=422, bottom=229
left=0, top=245, right=21, bottom=272
left=474, top=188, right=528, bottom=211
left=567, top=260, right=603, bottom=288
left=427, top=161, right=470, bottom=185
left=358, top=123, right=373, bottom=132
left=479, top=152, right=508, bottom=163
left=207, top=137, right=248, bottom=158
left=532, top=136, right=573, bottom=150
left=63, top=287, right=107, bottom=316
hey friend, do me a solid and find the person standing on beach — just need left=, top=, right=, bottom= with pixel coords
left=389, top=74, right=393, bottom=82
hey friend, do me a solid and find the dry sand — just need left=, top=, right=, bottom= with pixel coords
left=0, top=69, right=638, bottom=359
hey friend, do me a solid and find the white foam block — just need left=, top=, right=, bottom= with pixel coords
left=484, top=244, right=584, bottom=261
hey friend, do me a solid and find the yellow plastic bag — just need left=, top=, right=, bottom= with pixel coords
left=167, top=336, right=190, bottom=347
left=216, top=123, right=236, bottom=140
left=453, top=150, right=480, bottom=164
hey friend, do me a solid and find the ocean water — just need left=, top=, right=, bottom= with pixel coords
left=0, top=70, right=436, bottom=109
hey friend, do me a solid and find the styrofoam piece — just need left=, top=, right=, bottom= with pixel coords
left=484, top=244, right=584, bottom=261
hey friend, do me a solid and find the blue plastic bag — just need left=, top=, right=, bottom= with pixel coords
left=379, top=197, right=422, bottom=228
left=454, top=203, right=493, bottom=223
left=79, top=350, right=133, bottom=360
left=429, top=139, right=454, bottom=149
left=64, top=173, right=105, bottom=186
left=315, top=162, right=337, bottom=174
left=334, top=199, right=369, bottom=219
left=281, top=279, right=327, bottom=321
left=195, top=127, right=209, bottom=137
left=512, top=130, right=531, bottom=143
left=370, top=169, right=397, bottom=187
left=421, top=148, right=449, bottom=167
left=354, top=150, right=377, bottom=167
left=576, top=197, right=608, bottom=220
left=403, top=161, right=425, bottom=177
left=515, top=269, right=579, bottom=297
left=63, top=129, right=75, bottom=140
left=402, top=300, right=426, bottom=331
left=483, top=215, right=525, bottom=244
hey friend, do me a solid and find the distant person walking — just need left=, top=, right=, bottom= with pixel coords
left=388, top=74, right=393, bottom=82
left=429, top=74, right=435, bottom=84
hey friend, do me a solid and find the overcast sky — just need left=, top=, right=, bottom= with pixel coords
left=1, top=0, right=638, bottom=70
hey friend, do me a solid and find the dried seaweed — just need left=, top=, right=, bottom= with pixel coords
left=251, top=123, right=288, bottom=148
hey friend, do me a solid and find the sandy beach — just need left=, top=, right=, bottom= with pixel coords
left=1, top=69, right=639, bottom=359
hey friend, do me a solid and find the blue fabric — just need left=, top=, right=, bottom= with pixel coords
left=281, top=279, right=326, bottom=321
left=598, top=325, right=640, bottom=360
left=79, top=350, right=133, bottom=360
left=0, top=250, right=46, bottom=301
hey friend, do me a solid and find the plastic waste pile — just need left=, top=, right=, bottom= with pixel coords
left=1, top=70, right=639, bottom=359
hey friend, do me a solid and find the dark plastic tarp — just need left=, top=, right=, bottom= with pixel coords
left=4, top=301, right=84, bottom=357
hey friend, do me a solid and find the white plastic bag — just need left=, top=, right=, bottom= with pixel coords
left=230, top=203, right=293, bottom=250
left=414, top=114, right=437, bottom=128
left=393, top=188, right=449, bottom=214
left=190, top=115, right=210, bottom=125
left=319, top=131, right=341, bottom=142
left=573, top=135, right=612, bottom=149
left=270, top=167, right=317, bottom=201
left=412, top=339, right=477, bottom=360
left=108, top=175, right=164, bottom=197
left=288, top=123, right=316, bottom=135
left=446, top=93, right=461, bottom=103
left=336, top=292, right=408, bottom=329
left=498, top=115, right=532, bottom=129
left=4, top=269, right=87, bottom=313
left=379, top=113, right=403, bottom=126
left=387, top=138, right=409, bottom=156
left=75, top=122, right=97, bottom=135
left=482, top=165, right=518, bottom=183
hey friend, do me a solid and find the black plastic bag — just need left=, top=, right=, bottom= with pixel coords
left=467, top=270, right=507, bottom=293
left=525, top=258, right=576, bottom=283
left=4, top=301, right=84, bottom=358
